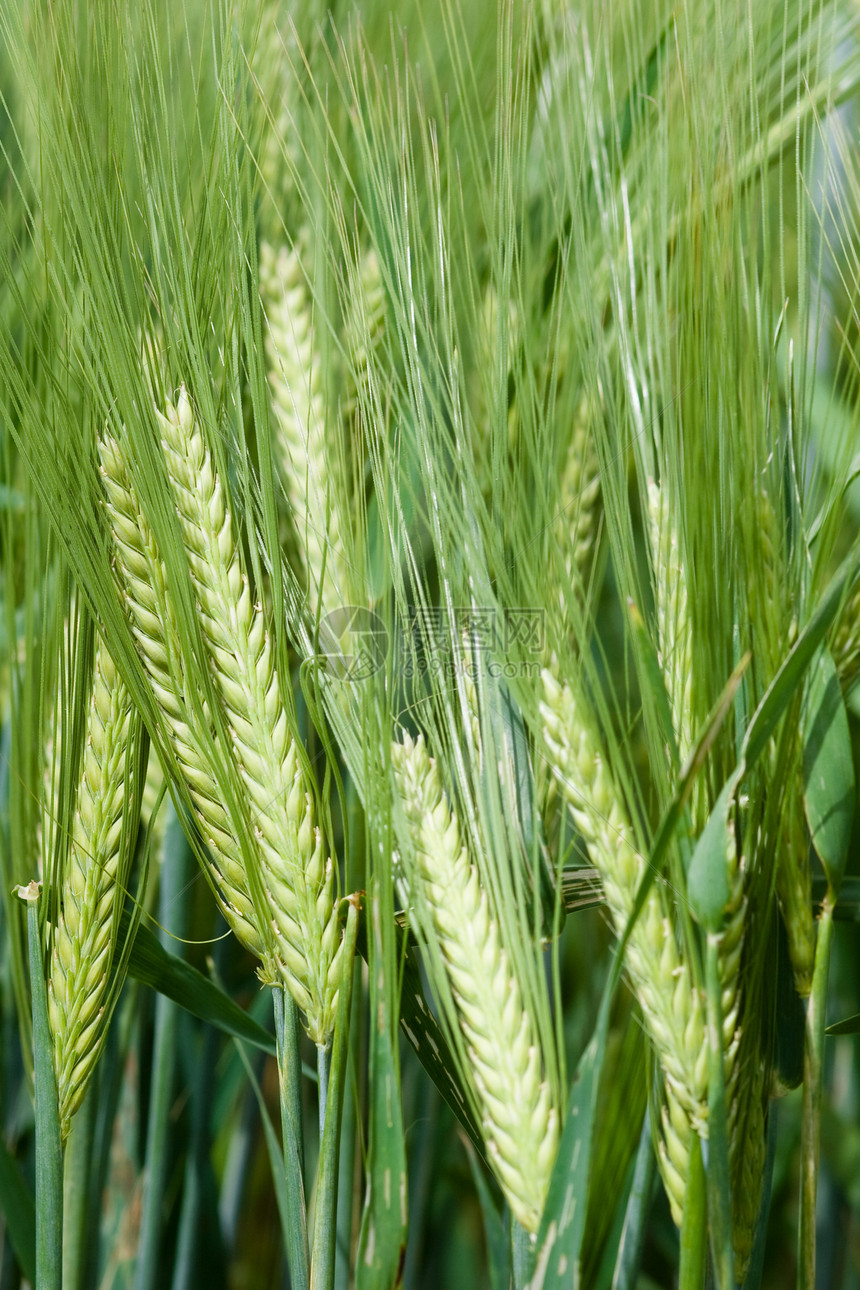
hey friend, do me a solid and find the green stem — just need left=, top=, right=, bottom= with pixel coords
left=62, top=1084, right=95, bottom=1290
left=678, top=1134, right=707, bottom=1290
left=273, top=986, right=310, bottom=1290
left=705, top=933, right=733, bottom=1290
left=511, top=1219, right=536, bottom=1289
left=799, top=897, right=834, bottom=1290
left=311, top=898, right=359, bottom=1290
left=24, top=893, right=63, bottom=1290
left=334, top=960, right=361, bottom=1290
left=134, top=804, right=189, bottom=1290
left=317, top=1044, right=331, bottom=1142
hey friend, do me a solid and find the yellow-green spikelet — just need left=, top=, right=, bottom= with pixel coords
left=540, top=669, right=706, bottom=1226
left=392, top=731, right=559, bottom=1233
left=260, top=236, right=344, bottom=609
left=157, top=389, right=342, bottom=1045
left=99, top=434, right=269, bottom=968
left=47, top=645, right=133, bottom=1138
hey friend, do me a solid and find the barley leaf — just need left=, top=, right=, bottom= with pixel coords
left=802, top=648, right=854, bottom=897
left=0, top=1134, right=36, bottom=1284
left=687, top=776, right=738, bottom=930
left=122, top=910, right=276, bottom=1055
left=231, top=1036, right=296, bottom=1263
left=743, top=548, right=860, bottom=771
left=825, top=1013, right=860, bottom=1035
left=527, top=991, right=612, bottom=1290
left=396, top=949, right=485, bottom=1158
left=610, top=1113, right=656, bottom=1290
left=466, top=1146, right=511, bottom=1290
left=775, top=917, right=806, bottom=1089
left=627, top=597, right=679, bottom=776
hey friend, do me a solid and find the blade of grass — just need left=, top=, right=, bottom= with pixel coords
left=802, top=649, right=854, bottom=897
left=232, top=1033, right=298, bottom=1267
left=611, top=1112, right=656, bottom=1290
left=123, top=907, right=275, bottom=1055
left=527, top=975, right=617, bottom=1290
left=466, top=1143, right=512, bottom=1290
left=0, top=1133, right=36, bottom=1284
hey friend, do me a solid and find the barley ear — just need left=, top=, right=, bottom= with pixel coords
left=157, top=389, right=343, bottom=1045
left=555, top=398, right=601, bottom=591
left=647, top=478, right=693, bottom=766
left=540, top=668, right=706, bottom=1225
left=260, top=235, right=345, bottom=610
left=46, top=644, right=139, bottom=1138
left=98, top=432, right=271, bottom=968
left=392, top=731, right=559, bottom=1233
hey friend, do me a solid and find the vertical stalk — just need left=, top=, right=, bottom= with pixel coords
left=273, top=986, right=310, bottom=1290
left=334, top=959, right=361, bottom=1290
left=511, top=1219, right=536, bottom=1289
left=134, top=804, right=190, bottom=1290
left=317, top=1044, right=331, bottom=1142
left=311, top=896, right=359, bottom=1290
left=23, top=889, right=62, bottom=1290
left=705, top=933, right=733, bottom=1290
left=799, top=897, right=834, bottom=1290
left=678, top=1134, right=706, bottom=1290
left=62, top=1084, right=95, bottom=1290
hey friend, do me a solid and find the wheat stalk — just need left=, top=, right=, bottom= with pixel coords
left=157, top=389, right=342, bottom=1045
left=46, top=644, right=136, bottom=1138
left=391, top=730, right=559, bottom=1233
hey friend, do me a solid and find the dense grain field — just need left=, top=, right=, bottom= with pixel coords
left=2, top=2, right=860, bottom=1287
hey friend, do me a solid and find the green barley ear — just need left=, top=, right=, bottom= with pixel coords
left=391, top=730, right=559, bottom=1233
left=554, top=397, right=602, bottom=599
left=156, top=388, right=343, bottom=1045
left=46, top=641, right=143, bottom=1139
left=98, top=431, right=271, bottom=969
left=260, top=233, right=347, bottom=611
left=540, top=668, right=706, bottom=1226
left=647, top=478, right=693, bottom=766
left=343, top=247, right=387, bottom=425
